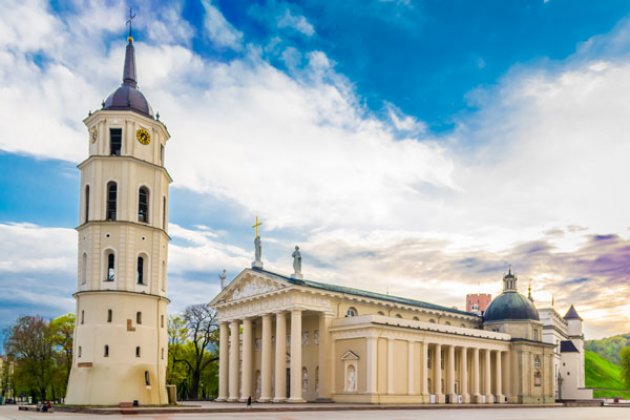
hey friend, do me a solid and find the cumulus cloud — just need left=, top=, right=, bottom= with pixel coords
left=1, top=1, right=629, bottom=339
left=277, top=8, right=315, bottom=37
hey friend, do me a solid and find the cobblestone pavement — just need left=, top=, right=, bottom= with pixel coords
left=1, top=405, right=628, bottom=420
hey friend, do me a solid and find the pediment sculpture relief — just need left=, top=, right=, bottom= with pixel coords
left=225, top=276, right=287, bottom=302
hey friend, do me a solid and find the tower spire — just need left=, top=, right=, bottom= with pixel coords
left=123, top=8, right=138, bottom=88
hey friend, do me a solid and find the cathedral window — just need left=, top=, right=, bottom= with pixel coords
left=81, top=310, right=84, bottom=324
left=84, top=185, right=90, bottom=223
left=81, top=253, right=87, bottom=285
left=145, top=371, right=151, bottom=386
left=136, top=346, right=141, bottom=357
left=136, top=311, right=142, bottom=325
left=107, top=309, right=112, bottom=323
left=106, top=252, right=115, bottom=281
left=346, top=307, right=358, bottom=317
left=160, top=144, right=165, bottom=165
left=110, top=128, right=122, bottom=156
left=138, top=187, right=149, bottom=223
left=104, top=345, right=109, bottom=357
left=106, top=182, right=117, bottom=220
left=137, top=256, right=145, bottom=284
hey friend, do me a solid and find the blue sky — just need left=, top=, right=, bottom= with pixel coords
left=1, top=0, right=630, bottom=346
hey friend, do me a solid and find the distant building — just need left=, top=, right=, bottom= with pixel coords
left=539, top=305, right=592, bottom=400
left=466, top=294, right=492, bottom=315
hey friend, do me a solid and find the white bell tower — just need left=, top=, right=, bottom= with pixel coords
left=65, top=29, right=171, bottom=405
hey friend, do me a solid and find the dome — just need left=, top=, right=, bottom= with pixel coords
left=483, top=291, right=540, bottom=322
left=102, top=38, right=153, bottom=117
left=103, top=84, right=153, bottom=117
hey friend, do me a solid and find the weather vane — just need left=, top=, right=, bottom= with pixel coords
left=126, top=7, right=136, bottom=41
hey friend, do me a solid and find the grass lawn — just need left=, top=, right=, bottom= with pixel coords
left=585, top=350, right=630, bottom=399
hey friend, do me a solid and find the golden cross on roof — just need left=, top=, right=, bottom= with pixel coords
left=252, top=215, right=262, bottom=238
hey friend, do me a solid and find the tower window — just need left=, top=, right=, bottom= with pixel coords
left=160, top=144, right=164, bottom=165
left=107, top=309, right=112, bottom=323
left=104, top=345, right=109, bottom=357
left=161, top=315, right=164, bottom=328
left=138, top=187, right=149, bottom=223
left=106, top=252, right=115, bottom=281
left=145, top=371, right=151, bottom=386
left=81, top=310, right=85, bottom=324
left=110, top=128, right=122, bottom=156
left=161, top=347, right=164, bottom=360
left=106, top=182, right=117, bottom=221
left=162, top=196, right=167, bottom=230
left=136, top=311, right=142, bottom=325
left=137, top=256, right=145, bottom=285
left=84, top=185, right=90, bottom=223
left=78, top=346, right=82, bottom=358
left=346, top=307, right=358, bottom=317
left=136, top=346, right=141, bottom=357
left=81, top=253, right=87, bottom=285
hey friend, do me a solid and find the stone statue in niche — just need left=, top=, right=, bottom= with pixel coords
left=313, top=329, right=319, bottom=345
left=302, top=331, right=308, bottom=345
left=302, top=367, right=308, bottom=393
left=346, top=365, right=357, bottom=392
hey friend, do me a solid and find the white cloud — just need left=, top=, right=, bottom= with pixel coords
left=277, top=9, right=315, bottom=37
left=201, top=0, right=243, bottom=50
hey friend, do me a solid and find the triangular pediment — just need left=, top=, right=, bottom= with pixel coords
left=341, top=350, right=360, bottom=361
left=210, top=269, right=290, bottom=306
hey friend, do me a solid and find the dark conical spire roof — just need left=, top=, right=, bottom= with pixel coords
left=102, top=36, right=153, bottom=117
left=123, top=38, right=137, bottom=88
left=563, top=304, right=582, bottom=321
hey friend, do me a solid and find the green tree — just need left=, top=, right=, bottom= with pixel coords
left=620, top=346, right=630, bottom=389
left=49, top=313, right=75, bottom=400
left=4, top=316, right=54, bottom=402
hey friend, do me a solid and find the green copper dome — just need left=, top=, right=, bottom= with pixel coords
left=483, top=291, right=540, bottom=322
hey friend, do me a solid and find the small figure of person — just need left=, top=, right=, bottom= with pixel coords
left=247, top=395, right=252, bottom=408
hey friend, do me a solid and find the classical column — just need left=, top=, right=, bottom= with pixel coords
left=408, top=341, right=416, bottom=395
left=472, top=347, right=481, bottom=403
left=421, top=342, right=429, bottom=402
left=447, top=345, right=456, bottom=403
left=273, top=312, right=287, bottom=402
left=228, top=319, right=240, bottom=401
left=366, top=336, right=378, bottom=394
left=461, top=347, right=469, bottom=403
left=217, top=322, right=229, bottom=401
left=387, top=338, right=395, bottom=394
left=495, top=350, right=504, bottom=403
left=484, top=349, right=493, bottom=403
left=317, top=313, right=334, bottom=400
left=434, top=343, right=444, bottom=402
left=240, top=318, right=253, bottom=401
left=289, top=309, right=305, bottom=402
left=259, top=314, right=272, bottom=402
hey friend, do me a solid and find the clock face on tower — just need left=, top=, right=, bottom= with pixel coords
left=136, top=128, right=151, bottom=145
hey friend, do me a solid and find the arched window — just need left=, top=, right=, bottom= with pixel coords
left=160, top=145, right=165, bottom=165
left=104, top=345, right=109, bottom=357
left=81, top=253, right=87, bottom=285
left=106, top=251, right=115, bottom=281
left=107, top=309, right=112, bottom=323
left=136, top=346, right=141, bottom=357
left=161, top=260, right=166, bottom=292
left=302, top=367, right=308, bottom=394
left=106, top=182, right=117, bottom=220
left=161, top=315, right=165, bottom=328
left=346, top=307, right=358, bottom=317
left=136, top=311, right=142, bottom=325
left=84, top=185, right=90, bottom=223
left=145, top=371, right=151, bottom=386
left=395, top=314, right=402, bottom=319
left=81, top=310, right=84, bottom=324
left=162, top=196, right=167, bottom=230
left=138, top=187, right=149, bottom=223
left=137, top=255, right=145, bottom=285
left=161, top=348, right=165, bottom=360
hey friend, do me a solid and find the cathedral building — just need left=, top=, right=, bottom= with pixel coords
left=210, top=262, right=588, bottom=404
left=65, top=31, right=171, bottom=405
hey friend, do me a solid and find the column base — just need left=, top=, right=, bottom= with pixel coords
left=257, top=397, right=272, bottom=403
left=495, top=394, right=505, bottom=403
left=472, top=394, right=484, bottom=404
left=435, top=393, right=445, bottom=403
left=462, top=393, right=471, bottom=403
left=215, top=397, right=227, bottom=402
left=448, top=393, right=458, bottom=404
left=272, top=397, right=287, bottom=403
left=227, top=397, right=239, bottom=402
left=287, top=397, right=306, bottom=403
left=485, top=394, right=495, bottom=404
